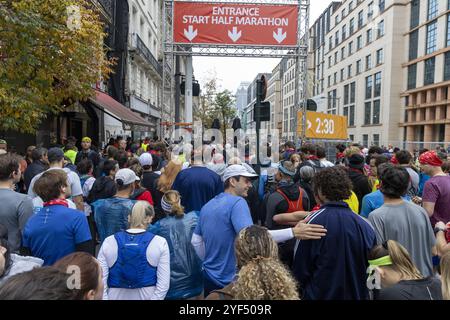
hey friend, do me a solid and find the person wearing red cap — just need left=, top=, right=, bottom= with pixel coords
left=419, top=151, right=450, bottom=227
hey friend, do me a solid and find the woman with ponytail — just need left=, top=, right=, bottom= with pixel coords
left=149, top=190, right=202, bottom=299
left=232, top=225, right=299, bottom=300
left=367, top=240, right=442, bottom=300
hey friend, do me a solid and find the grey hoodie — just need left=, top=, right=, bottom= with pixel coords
left=0, top=254, right=43, bottom=285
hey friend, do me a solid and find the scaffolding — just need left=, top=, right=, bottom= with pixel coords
left=162, top=0, right=310, bottom=140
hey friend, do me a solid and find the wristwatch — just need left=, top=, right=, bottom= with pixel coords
left=434, top=226, right=446, bottom=234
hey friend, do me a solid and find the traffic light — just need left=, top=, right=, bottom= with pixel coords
left=254, top=75, right=270, bottom=122
left=180, top=79, right=200, bottom=96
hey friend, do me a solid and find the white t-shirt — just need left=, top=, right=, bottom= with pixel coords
left=28, top=167, right=83, bottom=199
left=320, top=159, right=335, bottom=168
left=97, top=229, right=170, bottom=300
left=81, top=177, right=96, bottom=216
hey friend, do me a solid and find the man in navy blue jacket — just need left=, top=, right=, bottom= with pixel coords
left=293, top=166, right=376, bottom=300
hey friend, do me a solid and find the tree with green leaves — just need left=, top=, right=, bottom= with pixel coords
left=212, top=89, right=237, bottom=139
left=0, top=0, right=114, bottom=133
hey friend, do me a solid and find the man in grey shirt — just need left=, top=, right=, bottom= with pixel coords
left=0, top=154, right=34, bottom=252
left=28, top=147, right=83, bottom=211
left=368, top=164, right=436, bottom=277
left=395, top=150, right=419, bottom=197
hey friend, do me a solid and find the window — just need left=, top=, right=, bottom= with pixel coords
left=329, top=36, right=333, bottom=51
left=409, top=30, right=419, bottom=60
left=364, top=103, right=371, bottom=125
left=445, top=52, right=450, bottom=81
left=336, top=14, right=340, bottom=26
left=350, top=82, right=356, bottom=103
left=328, top=56, right=332, bottom=68
left=349, top=105, right=355, bottom=126
left=426, top=21, right=437, bottom=54
left=377, top=20, right=385, bottom=38
left=334, top=72, right=337, bottom=85
left=410, top=0, right=420, bottom=29
left=341, top=47, right=345, bottom=60
left=349, top=1, right=354, bottom=12
left=357, top=35, right=362, bottom=50
left=344, top=84, right=349, bottom=105
left=373, top=134, right=380, bottom=146
left=424, top=57, right=435, bottom=85
left=358, top=10, right=364, bottom=29
left=349, top=41, right=353, bottom=55
left=366, top=76, right=373, bottom=99
left=407, top=64, right=417, bottom=90
left=341, top=68, right=345, bottom=82
left=376, top=49, right=384, bottom=65
left=342, top=9, right=346, bottom=18
left=335, top=52, right=338, bottom=64
left=428, top=0, right=438, bottom=21
left=379, top=0, right=385, bottom=13
left=344, top=83, right=356, bottom=126
left=342, top=25, right=347, bottom=40
left=447, top=14, right=450, bottom=47
left=366, top=54, right=372, bottom=70
left=328, top=75, right=331, bottom=87
left=349, top=134, right=354, bottom=142
left=367, top=29, right=373, bottom=44
left=356, top=60, right=362, bottom=74
left=373, top=100, right=380, bottom=124
left=374, top=72, right=382, bottom=97
left=335, top=31, right=340, bottom=46
left=350, top=18, right=355, bottom=34
left=368, top=2, right=374, bottom=19
left=363, top=134, right=369, bottom=147
left=348, top=64, right=353, bottom=78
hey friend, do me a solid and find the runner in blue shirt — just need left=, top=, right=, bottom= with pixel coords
left=22, top=170, right=92, bottom=266
left=192, top=164, right=327, bottom=297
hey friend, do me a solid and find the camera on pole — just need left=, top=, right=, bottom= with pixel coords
left=253, top=75, right=270, bottom=122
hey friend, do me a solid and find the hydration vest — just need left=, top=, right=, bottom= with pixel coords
left=108, top=231, right=157, bottom=289
left=276, top=187, right=304, bottom=213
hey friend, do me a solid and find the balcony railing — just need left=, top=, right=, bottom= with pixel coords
left=131, top=33, right=163, bottom=78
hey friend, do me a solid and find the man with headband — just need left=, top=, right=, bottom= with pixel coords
left=419, top=151, right=450, bottom=227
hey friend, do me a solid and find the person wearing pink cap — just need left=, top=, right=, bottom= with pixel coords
left=418, top=151, right=450, bottom=227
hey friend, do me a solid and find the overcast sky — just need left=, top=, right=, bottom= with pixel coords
left=193, top=1, right=334, bottom=93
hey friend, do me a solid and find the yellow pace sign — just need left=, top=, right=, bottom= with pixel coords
left=297, top=111, right=348, bottom=140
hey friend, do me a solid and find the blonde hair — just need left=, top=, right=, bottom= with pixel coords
left=157, top=160, right=182, bottom=193
left=441, top=252, right=450, bottom=300
left=232, top=225, right=299, bottom=300
left=162, top=190, right=184, bottom=218
left=345, top=146, right=362, bottom=158
left=129, top=201, right=154, bottom=228
left=368, top=240, right=422, bottom=280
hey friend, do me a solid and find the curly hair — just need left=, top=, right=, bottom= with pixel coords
left=313, top=166, right=352, bottom=201
left=232, top=225, right=299, bottom=300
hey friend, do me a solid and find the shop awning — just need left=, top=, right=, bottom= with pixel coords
left=89, top=90, right=152, bottom=131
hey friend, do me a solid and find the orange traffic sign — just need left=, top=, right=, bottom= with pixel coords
left=173, top=2, right=298, bottom=46
left=297, top=111, right=348, bottom=140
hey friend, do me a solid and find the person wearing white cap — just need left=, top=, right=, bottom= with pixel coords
left=139, top=153, right=159, bottom=198
left=191, top=164, right=328, bottom=297
left=92, top=168, right=139, bottom=243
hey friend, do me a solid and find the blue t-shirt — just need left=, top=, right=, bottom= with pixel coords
left=418, top=173, right=430, bottom=197
left=172, top=166, right=224, bottom=213
left=194, top=193, right=253, bottom=287
left=361, top=190, right=411, bottom=218
left=22, top=205, right=91, bottom=266
left=293, top=202, right=377, bottom=300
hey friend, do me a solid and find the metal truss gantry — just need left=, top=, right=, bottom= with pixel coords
left=162, top=0, right=310, bottom=141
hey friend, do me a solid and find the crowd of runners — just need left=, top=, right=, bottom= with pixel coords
left=0, top=136, right=449, bottom=300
